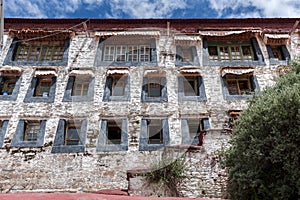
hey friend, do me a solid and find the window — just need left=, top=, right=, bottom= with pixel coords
left=72, top=78, right=89, bottom=96
left=106, top=120, right=122, bottom=144
left=4, top=37, right=70, bottom=66
left=63, top=75, right=95, bottom=102
left=24, top=74, right=57, bottom=103
left=0, top=120, right=9, bottom=148
left=103, top=74, right=130, bottom=102
left=226, top=75, right=254, bottom=95
left=148, top=77, right=161, bottom=97
left=141, top=76, right=168, bottom=102
left=139, top=118, right=170, bottom=151
left=176, top=46, right=199, bottom=66
left=94, top=37, right=157, bottom=66
left=178, top=75, right=207, bottom=101
left=35, top=78, right=52, bottom=97
left=15, top=43, right=65, bottom=62
left=11, top=120, right=46, bottom=147
left=147, top=119, right=163, bottom=144
left=97, top=119, right=128, bottom=151
left=65, top=121, right=81, bottom=145
left=103, top=45, right=151, bottom=62
left=52, top=119, right=87, bottom=153
left=24, top=121, right=41, bottom=141
left=266, top=45, right=290, bottom=65
left=0, top=75, right=22, bottom=101
left=221, top=71, right=260, bottom=100
left=181, top=118, right=210, bottom=145
left=203, top=37, right=264, bottom=66
left=0, top=77, right=17, bottom=95
left=208, top=44, right=253, bottom=61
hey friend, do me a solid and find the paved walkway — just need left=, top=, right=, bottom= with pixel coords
left=0, top=193, right=223, bottom=200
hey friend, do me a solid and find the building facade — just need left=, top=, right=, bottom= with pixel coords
left=0, top=18, right=299, bottom=197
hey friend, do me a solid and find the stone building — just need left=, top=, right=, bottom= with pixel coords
left=0, top=18, right=299, bottom=197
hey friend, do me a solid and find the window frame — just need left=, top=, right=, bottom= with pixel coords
left=11, top=120, right=46, bottom=147
left=94, top=37, right=157, bottom=66
left=266, top=44, right=290, bottom=65
left=0, top=75, right=22, bottom=101
left=175, top=45, right=199, bottom=66
left=141, top=76, right=168, bottom=102
left=103, top=75, right=130, bottom=102
left=62, top=76, right=95, bottom=102
left=222, top=74, right=260, bottom=100
left=24, top=76, right=57, bottom=103
left=208, top=43, right=254, bottom=62
left=139, top=118, right=170, bottom=151
left=203, top=37, right=265, bottom=66
left=4, top=38, right=70, bottom=66
left=23, top=121, right=41, bottom=141
left=96, top=119, right=128, bottom=152
left=178, top=75, right=207, bottom=101
left=181, top=118, right=210, bottom=145
left=52, top=119, right=87, bottom=153
left=0, top=120, right=9, bottom=148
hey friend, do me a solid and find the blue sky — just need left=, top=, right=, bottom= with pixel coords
left=4, top=0, right=300, bottom=19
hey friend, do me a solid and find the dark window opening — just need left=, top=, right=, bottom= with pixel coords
left=148, top=77, right=162, bottom=97
left=271, top=46, right=284, bottom=60
left=107, top=120, right=122, bottom=144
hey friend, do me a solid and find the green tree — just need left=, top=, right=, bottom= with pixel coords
left=225, top=59, right=300, bottom=200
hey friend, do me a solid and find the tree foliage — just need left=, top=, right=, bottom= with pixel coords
left=225, top=59, right=300, bottom=200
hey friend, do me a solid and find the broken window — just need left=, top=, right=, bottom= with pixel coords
left=106, top=120, right=122, bottom=144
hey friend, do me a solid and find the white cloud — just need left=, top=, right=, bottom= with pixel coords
left=5, top=0, right=103, bottom=18
left=208, top=0, right=300, bottom=18
left=107, top=0, right=187, bottom=18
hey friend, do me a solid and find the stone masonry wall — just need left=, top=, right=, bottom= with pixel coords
left=0, top=29, right=298, bottom=197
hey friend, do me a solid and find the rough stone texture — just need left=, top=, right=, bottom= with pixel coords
left=0, top=22, right=299, bottom=198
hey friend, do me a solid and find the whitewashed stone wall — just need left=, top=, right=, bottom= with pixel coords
left=0, top=30, right=298, bottom=197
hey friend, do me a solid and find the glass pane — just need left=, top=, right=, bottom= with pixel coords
left=219, top=46, right=230, bottom=60
left=230, top=46, right=241, bottom=60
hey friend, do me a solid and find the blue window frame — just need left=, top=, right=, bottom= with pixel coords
left=11, top=120, right=47, bottom=147
left=141, top=76, right=168, bottom=102
left=139, top=118, right=170, bottom=151
left=96, top=119, right=128, bottom=151
left=178, top=75, right=207, bottom=101
left=51, top=119, right=87, bottom=153
left=103, top=75, right=130, bottom=102
left=181, top=118, right=210, bottom=145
